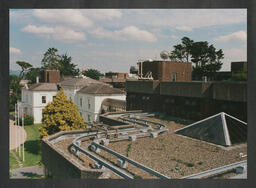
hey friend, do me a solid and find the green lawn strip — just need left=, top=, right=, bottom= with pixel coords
left=9, top=151, right=20, bottom=170
left=11, top=124, right=42, bottom=168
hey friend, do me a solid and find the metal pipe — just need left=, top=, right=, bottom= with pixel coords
left=91, top=142, right=170, bottom=179
left=181, top=160, right=247, bottom=179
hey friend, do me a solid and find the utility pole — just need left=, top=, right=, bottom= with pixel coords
left=22, top=108, right=25, bottom=162
left=18, top=103, right=21, bottom=157
left=15, top=103, right=17, bottom=152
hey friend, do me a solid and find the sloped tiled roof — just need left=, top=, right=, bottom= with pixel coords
left=60, top=76, right=108, bottom=87
left=27, top=83, right=58, bottom=91
left=78, top=83, right=125, bottom=95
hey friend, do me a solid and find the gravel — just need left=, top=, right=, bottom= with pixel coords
left=53, top=117, right=247, bottom=179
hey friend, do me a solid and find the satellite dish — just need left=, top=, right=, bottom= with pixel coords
left=160, top=50, right=169, bottom=60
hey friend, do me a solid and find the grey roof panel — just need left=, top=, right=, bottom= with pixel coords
left=78, top=84, right=125, bottom=95
left=27, top=83, right=58, bottom=91
left=60, top=77, right=108, bottom=87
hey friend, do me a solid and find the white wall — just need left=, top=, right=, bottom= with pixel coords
left=33, top=91, right=57, bottom=107
left=20, top=89, right=58, bottom=124
left=62, top=86, right=81, bottom=103
left=76, top=93, right=126, bottom=122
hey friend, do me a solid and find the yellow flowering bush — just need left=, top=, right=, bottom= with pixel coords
left=39, top=89, right=86, bottom=138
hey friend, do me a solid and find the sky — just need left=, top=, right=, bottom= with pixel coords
left=10, top=9, right=247, bottom=73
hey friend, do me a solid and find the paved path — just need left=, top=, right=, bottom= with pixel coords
left=9, top=119, right=27, bottom=150
left=10, top=165, right=44, bottom=179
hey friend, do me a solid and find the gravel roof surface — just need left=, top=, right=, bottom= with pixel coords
left=53, top=117, right=247, bottom=179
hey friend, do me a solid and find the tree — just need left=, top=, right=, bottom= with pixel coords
left=59, top=53, right=80, bottom=77
left=83, top=69, right=103, bottom=80
left=9, top=75, right=21, bottom=111
left=39, top=89, right=86, bottom=139
left=170, top=37, right=224, bottom=80
left=16, top=61, right=32, bottom=78
left=41, top=48, right=61, bottom=70
left=169, top=37, right=194, bottom=62
left=181, top=37, right=194, bottom=62
left=130, top=66, right=138, bottom=74
left=25, top=67, right=43, bottom=83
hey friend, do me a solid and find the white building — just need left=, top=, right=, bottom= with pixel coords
left=59, top=76, right=108, bottom=103
left=76, top=83, right=126, bottom=122
left=60, top=76, right=126, bottom=122
left=19, top=75, right=126, bottom=124
left=19, top=83, right=58, bottom=124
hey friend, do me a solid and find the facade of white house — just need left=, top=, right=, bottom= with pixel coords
left=19, top=76, right=126, bottom=124
left=19, top=83, right=58, bottom=124
left=76, top=93, right=126, bottom=122
left=60, top=76, right=126, bottom=123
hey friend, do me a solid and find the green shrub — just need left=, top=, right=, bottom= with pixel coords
left=185, top=162, right=195, bottom=167
left=19, top=115, right=34, bottom=125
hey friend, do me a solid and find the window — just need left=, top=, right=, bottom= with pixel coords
left=88, top=99, right=91, bottom=109
left=80, top=98, right=83, bottom=107
left=42, top=96, right=46, bottom=104
left=172, top=73, right=177, bottom=82
left=87, top=115, right=91, bottom=122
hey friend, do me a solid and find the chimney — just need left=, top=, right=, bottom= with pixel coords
left=36, top=76, right=39, bottom=83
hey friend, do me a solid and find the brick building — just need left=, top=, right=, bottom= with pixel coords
left=126, top=80, right=247, bottom=122
left=41, top=70, right=60, bottom=83
left=137, top=60, right=192, bottom=81
left=99, top=72, right=137, bottom=90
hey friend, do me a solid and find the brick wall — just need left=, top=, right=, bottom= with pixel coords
left=43, top=70, right=60, bottom=83
left=139, top=61, right=192, bottom=81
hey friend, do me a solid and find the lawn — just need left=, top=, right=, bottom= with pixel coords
left=9, top=124, right=42, bottom=169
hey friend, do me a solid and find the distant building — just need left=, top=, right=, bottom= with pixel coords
left=231, top=61, right=247, bottom=73
left=126, top=80, right=247, bottom=122
left=99, top=72, right=137, bottom=90
left=137, top=60, right=192, bottom=82
left=214, top=61, right=247, bottom=81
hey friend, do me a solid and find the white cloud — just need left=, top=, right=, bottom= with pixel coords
left=224, top=48, right=247, bottom=61
left=91, top=26, right=157, bottom=42
left=171, top=35, right=178, bottom=39
left=115, top=26, right=157, bottom=42
left=175, top=26, right=193, bottom=31
left=221, top=47, right=247, bottom=71
left=10, top=47, right=21, bottom=54
left=33, top=9, right=93, bottom=28
left=21, top=25, right=86, bottom=42
left=22, top=24, right=54, bottom=34
left=214, top=30, right=247, bottom=42
left=85, top=9, right=122, bottom=20
left=117, top=9, right=246, bottom=31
